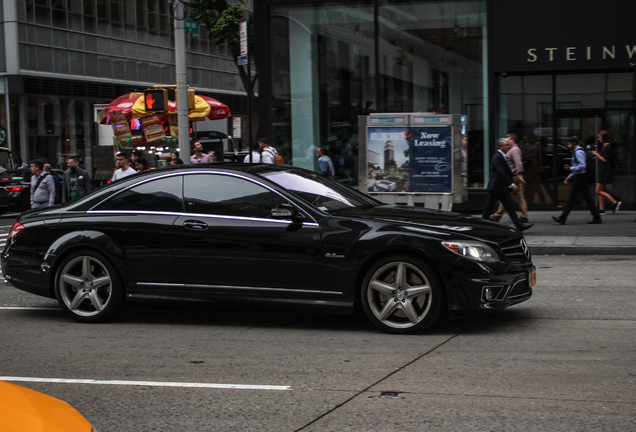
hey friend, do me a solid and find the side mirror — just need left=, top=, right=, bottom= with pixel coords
left=271, top=203, right=305, bottom=222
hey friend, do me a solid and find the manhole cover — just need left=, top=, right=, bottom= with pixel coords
left=376, top=391, right=403, bottom=399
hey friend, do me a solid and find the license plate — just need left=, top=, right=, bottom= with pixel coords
left=528, top=271, right=537, bottom=287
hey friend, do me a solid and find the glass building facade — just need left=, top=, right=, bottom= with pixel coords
left=255, top=0, right=636, bottom=209
left=261, top=1, right=487, bottom=187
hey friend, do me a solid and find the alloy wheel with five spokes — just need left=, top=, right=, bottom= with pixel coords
left=361, top=255, right=442, bottom=334
left=55, top=251, right=123, bottom=323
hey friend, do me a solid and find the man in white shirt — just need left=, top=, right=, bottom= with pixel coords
left=111, top=152, right=137, bottom=182
left=243, top=144, right=261, bottom=163
left=258, top=138, right=279, bottom=164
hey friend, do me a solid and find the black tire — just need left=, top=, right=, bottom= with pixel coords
left=54, top=250, right=123, bottom=323
left=361, top=254, right=442, bottom=334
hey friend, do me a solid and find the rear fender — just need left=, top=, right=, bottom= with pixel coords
left=44, top=230, right=130, bottom=292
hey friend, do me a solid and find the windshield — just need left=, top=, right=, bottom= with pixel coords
left=260, top=170, right=379, bottom=212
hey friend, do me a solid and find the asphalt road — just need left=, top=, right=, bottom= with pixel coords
left=0, top=216, right=635, bottom=431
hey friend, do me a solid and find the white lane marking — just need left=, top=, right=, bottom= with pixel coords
left=0, top=307, right=60, bottom=310
left=0, top=377, right=291, bottom=391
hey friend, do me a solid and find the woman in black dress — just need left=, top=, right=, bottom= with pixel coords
left=591, top=130, right=620, bottom=214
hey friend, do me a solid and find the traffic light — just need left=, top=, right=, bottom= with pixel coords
left=143, top=89, right=168, bottom=112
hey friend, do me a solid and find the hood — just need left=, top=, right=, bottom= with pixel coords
left=336, top=205, right=521, bottom=243
left=0, top=381, right=93, bottom=432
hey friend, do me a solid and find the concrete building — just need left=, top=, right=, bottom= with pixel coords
left=0, top=0, right=249, bottom=169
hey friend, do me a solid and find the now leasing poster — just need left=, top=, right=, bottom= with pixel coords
left=409, top=126, right=453, bottom=192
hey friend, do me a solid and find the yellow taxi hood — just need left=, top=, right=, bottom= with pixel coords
left=0, top=381, right=93, bottom=432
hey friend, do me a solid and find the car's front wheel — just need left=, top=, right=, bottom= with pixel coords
left=54, top=250, right=123, bottom=323
left=361, top=255, right=442, bottom=334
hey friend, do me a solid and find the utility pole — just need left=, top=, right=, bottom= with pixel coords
left=174, top=0, right=191, bottom=163
left=239, top=19, right=252, bottom=162
left=246, top=19, right=252, bottom=164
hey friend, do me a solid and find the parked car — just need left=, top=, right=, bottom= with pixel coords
left=0, top=147, right=14, bottom=172
left=1, top=164, right=535, bottom=334
left=0, top=380, right=98, bottom=431
left=0, top=169, right=64, bottom=215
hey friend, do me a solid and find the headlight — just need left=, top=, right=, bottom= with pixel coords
left=442, top=240, right=500, bottom=262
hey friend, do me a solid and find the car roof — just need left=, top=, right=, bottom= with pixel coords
left=122, top=162, right=304, bottom=179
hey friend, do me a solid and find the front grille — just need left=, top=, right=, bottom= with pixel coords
left=500, top=237, right=531, bottom=262
left=508, top=279, right=531, bottom=299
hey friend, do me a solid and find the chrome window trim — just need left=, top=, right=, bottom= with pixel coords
left=87, top=210, right=184, bottom=217
left=89, top=170, right=317, bottom=224
left=87, top=209, right=319, bottom=227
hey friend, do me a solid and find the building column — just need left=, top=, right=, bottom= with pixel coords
left=4, top=0, right=20, bottom=154
left=288, top=10, right=320, bottom=171
left=19, top=95, right=28, bottom=162
left=3, top=0, right=20, bottom=75
left=83, top=101, right=92, bottom=172
left=69, top=100, right=77, bottom=157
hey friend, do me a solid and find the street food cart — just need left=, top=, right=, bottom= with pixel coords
left=93, top=90, right=231, bottom=180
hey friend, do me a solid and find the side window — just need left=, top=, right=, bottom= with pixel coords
left=94, top=176, right=183, bottom=212
left=183, top=174, right=287, bottom=219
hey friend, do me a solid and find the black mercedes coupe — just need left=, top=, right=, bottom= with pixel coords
left=1, top=164, right=535, bottom=334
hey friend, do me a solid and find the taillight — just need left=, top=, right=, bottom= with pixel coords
left=4, top=185, right=29, bottom=193
left=7, top=221, right=25, bottom=243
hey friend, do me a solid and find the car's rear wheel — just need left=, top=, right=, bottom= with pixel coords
left=54, top=250, right=123, bottom=323
left=361, top=255, right=442, bottom=334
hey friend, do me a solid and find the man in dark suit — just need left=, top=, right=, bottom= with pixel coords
left=62, top=156, right=92, bottom=203
left=482, top=138, right=534, bottom=231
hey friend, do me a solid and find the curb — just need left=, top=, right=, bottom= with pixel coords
left=529, top=246, right=636, bottom=256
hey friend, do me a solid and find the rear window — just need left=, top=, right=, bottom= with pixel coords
left=0, top=172, right=28, bottom=181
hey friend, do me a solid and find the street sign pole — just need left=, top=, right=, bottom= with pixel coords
left=240, top=20, right=252, bottom=163
left=174, top=0, right=191, bottom=164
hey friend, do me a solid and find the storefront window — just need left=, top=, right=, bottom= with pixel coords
left=499, top=72, right=635, bottom=206
left=499, top=75, right=554, bottom=204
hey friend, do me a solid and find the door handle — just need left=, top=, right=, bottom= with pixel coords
left=183, top=220, right=208, bottom=230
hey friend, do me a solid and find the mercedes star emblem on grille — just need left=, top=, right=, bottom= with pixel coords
left=520, top=239, right=530, bottom=259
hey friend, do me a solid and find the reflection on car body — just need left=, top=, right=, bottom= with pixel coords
left=1, top=164, right=535, bottom=334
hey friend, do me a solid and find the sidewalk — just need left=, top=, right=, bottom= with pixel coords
left=473, top=210, right=636, bottom=255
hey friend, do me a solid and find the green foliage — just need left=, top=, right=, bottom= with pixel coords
left=187, top=0, right=233, bottom=24
left=187, top=1, right=246, bottom=56
left=186, top=1, right=255, bottom=96
left=209, top=6, right=245, bottom=56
